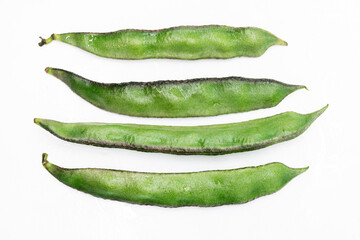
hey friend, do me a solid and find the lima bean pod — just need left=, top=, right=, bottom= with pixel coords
left=39, top=25, right=287, bottom=60
left=45, top=67, right=306, bottom=118
left=42, top=153, right=308, bottom=207
left=34, top=105, right=327, bottom=155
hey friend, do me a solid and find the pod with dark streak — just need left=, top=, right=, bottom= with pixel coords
left=45, top=67, right=305, bottom=118
left=34, top=106, right=327, bottom=155
left=39, top=25, right=287, bottom=60
left=42, top=154, right=308, bottom=207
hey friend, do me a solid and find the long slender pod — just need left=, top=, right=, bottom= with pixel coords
left=45, top=68, right=305, bottom=118
left=34, top=106, right=327, bottom=155
left=39, top=25, right=287, bottom=60
left=42, top=154, right=307, bottom=207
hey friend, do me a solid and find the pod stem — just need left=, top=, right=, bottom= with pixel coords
left=38, top=34, right=54, bottom=46
left=34, top=118, right=40, bottom=125
left=42, top=153, right=48, bottom=165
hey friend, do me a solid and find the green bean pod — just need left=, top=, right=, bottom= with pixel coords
left=45, top=67, right=305, bottom=118
left=42, top=154, right=308, bottom=207
left=34, top=106, right=327, bottom=155
left=39, top=25, right=287, bottom=60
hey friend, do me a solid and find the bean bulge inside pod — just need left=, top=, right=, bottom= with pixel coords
left=34, top=105, right=327, bottom=155
left=45, top=67, right=305, bottom=118
left=39, top=25, right=287, bottom=60
left=42, top=153, right=308, bottom=207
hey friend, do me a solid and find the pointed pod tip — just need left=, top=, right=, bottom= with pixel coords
left=277, top=38, right=288, bottom=46
left=297, top=166, right=309, bottom=175
left=288, top=166, right=309, bottom=179
left=310, top=104, right=329, bottom=118
left=297, top=85, right=308, bottom=91
left=318, top=104, right=329, bottom=114
left=304, top=104, right=328, bottom=125
left=291, top=85, right=308, bottom=93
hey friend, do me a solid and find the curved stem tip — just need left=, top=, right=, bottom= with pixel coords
left=38, top=34, right=54, bottom=47
left=38, top=37, right=47, bottom=46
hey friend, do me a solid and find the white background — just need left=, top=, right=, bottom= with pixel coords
left=1, top=0, right=359, bottom=239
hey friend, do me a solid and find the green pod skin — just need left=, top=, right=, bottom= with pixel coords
left=45, top=67, right=306, bottom=118
left=42, top=154, right=308, bottom=207
left=34, top=106, right=327, bottom=155
left=38, top=25, right=287, bottom=60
